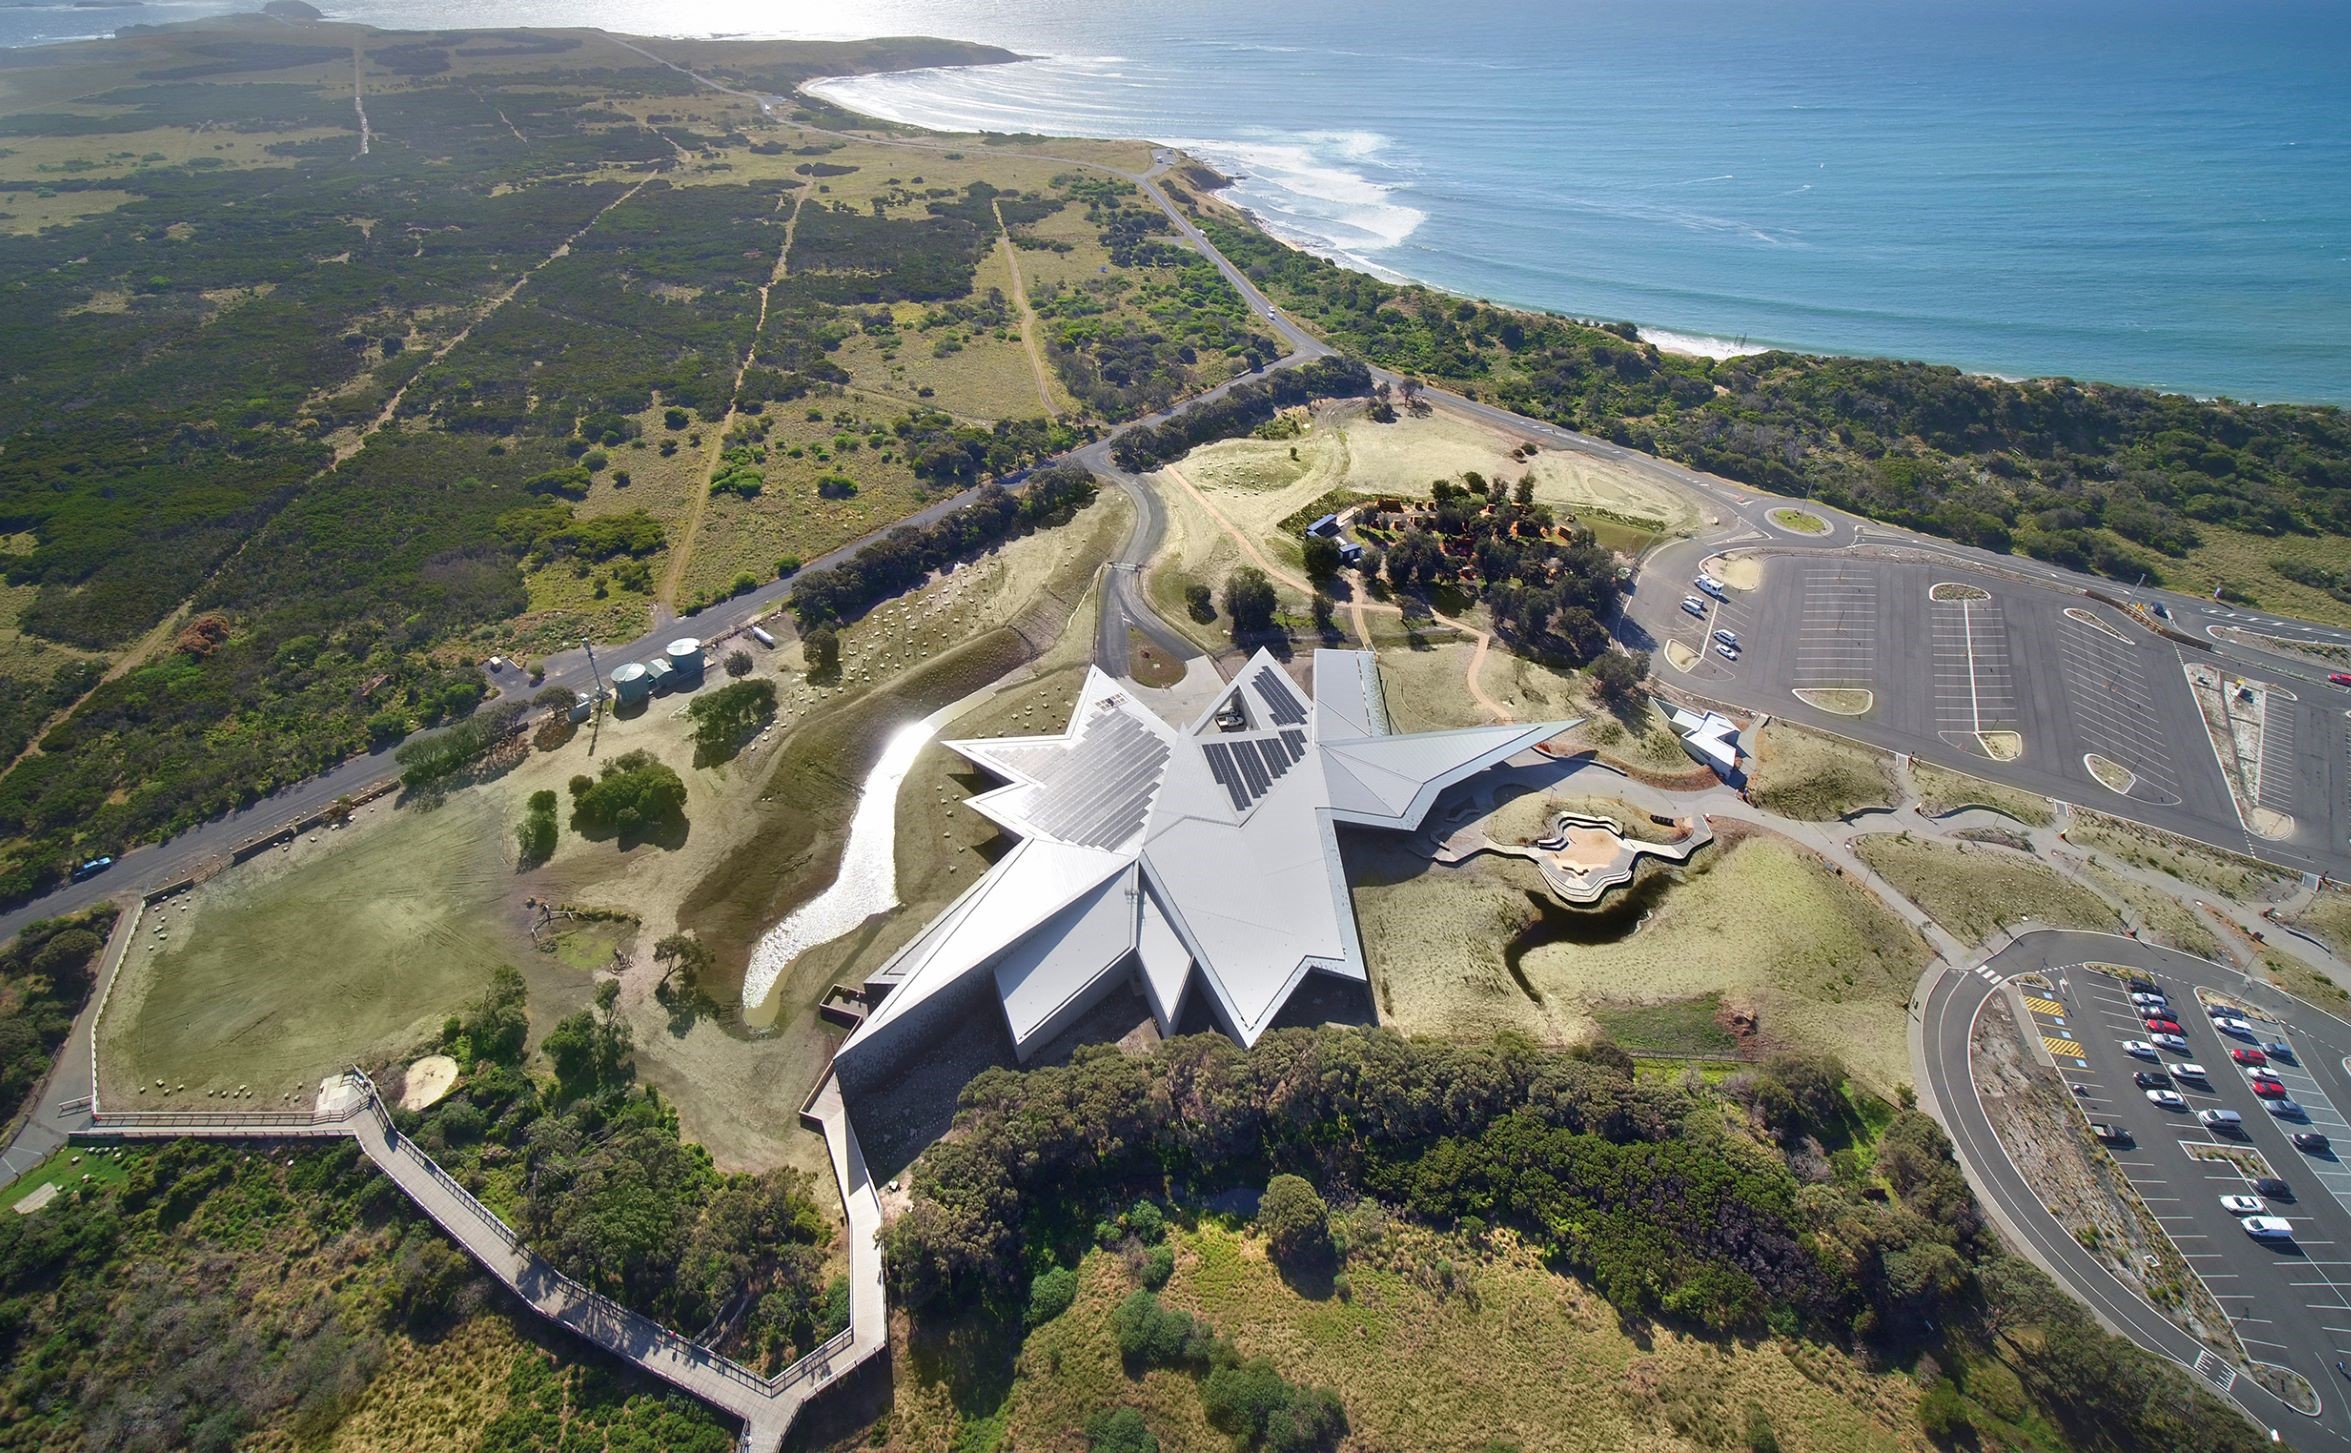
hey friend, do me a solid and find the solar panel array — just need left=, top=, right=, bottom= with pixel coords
left=1014, top=708, right=1171, bottom=849
left=1251, top=670, right=1308, bottom=728
left=1200, top=731, right=1307, bottom=813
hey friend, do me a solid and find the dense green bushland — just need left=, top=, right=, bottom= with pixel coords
left=0, top=968, right=812, bottom=1447
left=1110, top=355, right=1372, bottom=471
left=1196, top=214, right=2351, bottom=587
left=886, top=1029, right=2260, bottom=1453
left=0, top=908, right=115, bottom=1128
left=1364, top=472, right=1628, bottom=662
left=789, top=463, right=1100, bottom=624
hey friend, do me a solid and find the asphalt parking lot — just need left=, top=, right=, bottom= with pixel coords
left=2042, top=962, right=2351, bottom=1410
left=1650, top=552, right=2351, bottom=874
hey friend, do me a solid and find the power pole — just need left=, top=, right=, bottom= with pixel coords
left=582, top=637, right=607, bottom=757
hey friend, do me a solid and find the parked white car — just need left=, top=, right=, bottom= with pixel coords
left=2121, top=1039, right=2157, bottom=1059
left=2145, top=1089, right=2187, bottom=1110
left=2221, top=1194, right=2267, bottom=1215
left=2242, top=1215, right=2295, bottom=1241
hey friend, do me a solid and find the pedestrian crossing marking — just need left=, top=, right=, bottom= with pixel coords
left=2023, top=996, right=2065, bottom=1016
left=2042, top=1035, right=2085, bottom=1058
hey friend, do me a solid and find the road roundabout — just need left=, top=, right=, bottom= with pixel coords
left=1920, top=928, right=2351, bottom=1450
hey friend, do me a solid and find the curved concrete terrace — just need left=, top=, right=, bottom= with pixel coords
left=1435, top=804, right=1712, bottom=905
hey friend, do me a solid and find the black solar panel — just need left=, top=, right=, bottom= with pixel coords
left=1235, top=742, right=1270, bottom=798
left=1251, top=671, right=1308, bottom=727
left=1253, top=737, right=1289, bottom=781
left=1280, top=729, right=1306, bottom=761
left=1202, top=741, right=1249, bottom=811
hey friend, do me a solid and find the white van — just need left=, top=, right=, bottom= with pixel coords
left=1695, top=575, right=1726, bottom=600
left=1712, top=628, right=1740, bottom=650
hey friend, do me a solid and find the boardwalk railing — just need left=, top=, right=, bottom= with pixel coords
left=71, top=1066, right=875, bottom=1445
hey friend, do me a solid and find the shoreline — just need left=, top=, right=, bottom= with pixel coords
left=800, top=62, right=2263, bottom=406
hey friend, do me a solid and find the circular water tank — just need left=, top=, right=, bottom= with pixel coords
left=666, top=637, right=703, bottom=670
left=611, top=662, right=650, bottom=702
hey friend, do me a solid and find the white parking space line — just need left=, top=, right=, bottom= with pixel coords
left=2054, top=621, right=2182, bottom=795
left=1931, top=597, right=2020, bottom=738
left=2258, top=702, right=2298, bottom=815
left=1792, top=566, right=1877, bottom=688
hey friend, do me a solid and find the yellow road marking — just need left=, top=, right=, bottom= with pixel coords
left=2024, top=996, right=2066, bottom=1016
left=2042, top=1036, right=2085, bottom=1059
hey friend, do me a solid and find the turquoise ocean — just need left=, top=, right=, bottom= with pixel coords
left=6, top=0, right=2348, bottom=403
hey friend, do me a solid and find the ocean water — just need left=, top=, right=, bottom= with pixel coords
left=8, top=0, right=2348, bottom=403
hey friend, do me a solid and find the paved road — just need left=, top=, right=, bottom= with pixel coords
left=1922, top=929, right=2351, bottom=1450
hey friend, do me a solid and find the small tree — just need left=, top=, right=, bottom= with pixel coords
left=1258, top=1173, right=1330, bottom=1264
left=1589, top=649, right=1648, bottom=704
left=1310, top=591, right=1336, bottom=634
left=1223, top=567, right=1278, bottom=637
left=1086, top=1408, right=1160, bottom=1453
left=724, top=648, right=754, bottom=678
left=1301, top=533, right=1343, bottom=581
left=801, top=622, right=840, bottom=674
left=652, top=931, right=714, bottom=994
left=1184, top=582, right=1215, bottom=622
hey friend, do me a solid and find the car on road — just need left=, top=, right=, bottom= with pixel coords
left=2122, top=1039, right=2157, bottom=1059
left=2171, top=1062, right=2209, bottom=1084
left=2146, top=1089, right=2187, bottom=1110
left=2255, top=1176, right=2295, bottom=1200
left=2218, top=1016, right=2256, bottom=1039
left=2329, top=672, right=2351, bottom=688
left=2200, top=1108, right=2246, bottom=1135
left=2222, top=1194, right=2268, bottom=1215
left=2143, top=1017, right=2183, bottom=1035
left=2134, top=1070, right=2171, bottom=1089
left=2267, top=1098, right=2306, bottom=1119
left=2231, top=1047, right=2269, bottom=1067
left=1712, top=628, right=1740, bottom=649
left=2153, top=1032, right=2191, bottom=1052
left=69, top=856, right=112, bottom=882
left=1681, top=596, right=1707, bottom=618
left=2265, top=1041, right=2297, bottom=1063
left=2294, top=1132, right=2333, bottom=1153
left=2243, top=1216, right=2295, bottom=1241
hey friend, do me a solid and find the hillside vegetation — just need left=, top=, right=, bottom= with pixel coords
left=883, top=1028, right=2260, bottom=1453
left=0, top=19, right=1268, bottom=902
left=1184, top=200, right=2351, bottom=619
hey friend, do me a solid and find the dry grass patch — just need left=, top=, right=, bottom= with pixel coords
left=1354, top=831, right=1928, bottom=1092
left=2068, top=810, right=2295, bottom=903
left=1853, top=834, right=2120, bottom=946
left=1749, top=722, right=1897, bottom=821
left=938, top=1218, right=1926, bottom=1453
left=2078, top=860, right=2220, bottom=959
left=2288, top=886, right=2351, bottom=958
left=1909, top=759, right=2054, bottom=827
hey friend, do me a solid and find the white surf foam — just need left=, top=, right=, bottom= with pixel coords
left=1639, top=326, right=1774, bottom=361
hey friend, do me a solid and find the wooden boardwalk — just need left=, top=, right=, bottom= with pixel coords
left=84, top=1069, right=885, bottom=1453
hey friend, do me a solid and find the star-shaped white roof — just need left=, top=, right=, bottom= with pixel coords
left=834, top=650, right=1575, bottom=1072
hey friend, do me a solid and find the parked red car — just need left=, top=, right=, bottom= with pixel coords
left=2144, top=1018, right=2183, bottom=1035
left=2253, top=1079, right=2289, bottom=1099
left=2233, top=1047, right=2270, bottom=1067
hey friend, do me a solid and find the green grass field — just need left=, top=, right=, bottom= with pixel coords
left=98, top=794, right=524, bottom=1102
left=7, top=1143, right=130, bottom=1214
left=1853, top=834, right=2120, bottom=947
